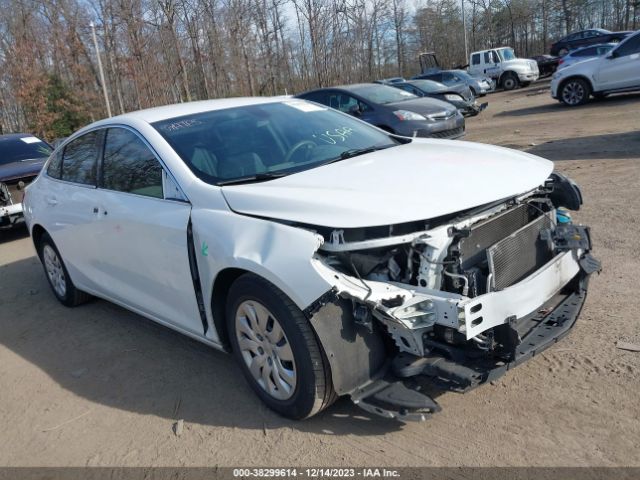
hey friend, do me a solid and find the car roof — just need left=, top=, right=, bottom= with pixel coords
left=98, top=96, right=290, bottom=125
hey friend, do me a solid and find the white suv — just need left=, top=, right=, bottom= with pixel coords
left=551, top=30, right=640, bottom=106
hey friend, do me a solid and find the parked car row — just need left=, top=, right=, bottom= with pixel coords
left=297, top=83, right=466, bottom=139
left=552, top=29, right=640, bottom=106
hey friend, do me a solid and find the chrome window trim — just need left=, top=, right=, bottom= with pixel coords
left=43, top=123, right=190, bottom=204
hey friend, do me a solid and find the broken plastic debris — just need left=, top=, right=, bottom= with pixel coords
left=173, top=419, right=184, bottom=436
left=616, top=341, right=640, bottom=352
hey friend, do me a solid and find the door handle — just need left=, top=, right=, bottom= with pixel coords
left=46, top=197, right=58, bottom=206
left=93, top=207, right=99, bottom=214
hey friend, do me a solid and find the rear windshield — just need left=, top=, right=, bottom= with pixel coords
left=0, top=137, right=52, bottom=165
left=152, top=101, right=398, bottom=185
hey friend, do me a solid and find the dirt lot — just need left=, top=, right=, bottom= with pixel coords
left=1, top=84, right=639, bottom=467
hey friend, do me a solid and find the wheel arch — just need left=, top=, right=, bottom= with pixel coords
left=559, top=75, right=594, bottom=94
left=499, top=70, right=518, bottom=86
left=210, top=267, right=248, bottom=350
left=31, top=223, right=47, bottom=258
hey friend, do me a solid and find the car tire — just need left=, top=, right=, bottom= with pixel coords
left=558, top=47, right=569, bottom=56
left=501, top=72, right=519, bottom=90
left=560, top=78, right=591, bottom=106
left=226, top=273, right=337, bottom=420
left=38, top=233, right=92, bottom=307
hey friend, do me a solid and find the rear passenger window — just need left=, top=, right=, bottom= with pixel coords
left=102, top=128, right=164, bottom=199
left=61, top=132, right=98, bottom=185
left=47, top=151, right=63, bottom=179
left=472, top=53, right=481, bottom=65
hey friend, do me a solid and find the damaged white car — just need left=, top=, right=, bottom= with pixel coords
left=24, top=98, right=600, bottom=421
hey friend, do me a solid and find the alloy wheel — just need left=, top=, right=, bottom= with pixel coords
left=562, top=80, right=585, bottom=105
left=235, top=300, right=297, bottom=400
left=43, top=244, right=66, bottom=298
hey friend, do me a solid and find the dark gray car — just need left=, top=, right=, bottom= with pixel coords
left=296, top=83, right=465, bottom=139
left=414, top=70, right=493, bottom=97
left=392, top=79, right=487, bottom=117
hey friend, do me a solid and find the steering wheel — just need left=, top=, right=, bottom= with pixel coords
left=284, top=140, right=316, bottom=164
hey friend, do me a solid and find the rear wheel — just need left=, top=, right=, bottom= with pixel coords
left=226, top=273, right=336, bottom=419
left=560, top=78, right=591, bottom=106
left=38, top=233, right=91, bottom=307
left=501, top=72, right=519, bottom=90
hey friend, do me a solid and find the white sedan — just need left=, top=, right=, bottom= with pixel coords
left=24, top=97, right=599, bottom=421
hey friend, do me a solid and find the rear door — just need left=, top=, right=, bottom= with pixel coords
left=43, top=131, right=102, bottom=290
left=594, top=34, right=640, bottom=90
left=91, top=126, right=203, bottom=334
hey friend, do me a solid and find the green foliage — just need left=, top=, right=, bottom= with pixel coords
left=44, top=75, right=87, bottom=139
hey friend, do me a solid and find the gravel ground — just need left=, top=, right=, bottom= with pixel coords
left=1, top=84, right=639, bottom=467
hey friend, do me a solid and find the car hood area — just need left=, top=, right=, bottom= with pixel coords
left=221, top=140, right=554, bottom=228
left=385, top=98, right=456, bottom=116
left=0, top=158, right=45, bottom=182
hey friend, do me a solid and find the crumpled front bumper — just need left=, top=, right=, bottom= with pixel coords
left=0, top=203, right=24, bottom=228
left=352, top=252, right=600, bottom=422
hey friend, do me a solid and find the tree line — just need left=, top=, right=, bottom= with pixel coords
left=0, top=0, right=638, bottom=140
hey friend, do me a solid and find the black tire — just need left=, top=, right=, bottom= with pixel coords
left=226, top=273, right=337, bottom=419
left=560, top=78, right=591, bottom=106
left=501, top=72, right=519, bottom=90
left=37, top=233, right=92, bottom=307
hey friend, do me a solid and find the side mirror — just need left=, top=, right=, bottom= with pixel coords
left=348, top=104, right=361, bottom=116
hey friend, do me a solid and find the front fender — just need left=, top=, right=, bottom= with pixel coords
left=190, top=208, right=333, bottom=343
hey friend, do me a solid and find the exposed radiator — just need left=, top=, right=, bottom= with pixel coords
left=458, top=204, right=531, bottom=269
left=487, top=211, right=555, bottom=290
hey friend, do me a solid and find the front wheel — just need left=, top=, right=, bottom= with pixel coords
left=226, top=273, right=336, bottom=419
left=560, top=78, right=591, bottom=106
left=38, top=233, right=92, bottom=307
left=501, top=72, right=519, bottom=90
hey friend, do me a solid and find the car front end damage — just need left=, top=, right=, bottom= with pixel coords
left=0, top=178, right=30, bottom=229
left=304, top=173, right=599, bottom=421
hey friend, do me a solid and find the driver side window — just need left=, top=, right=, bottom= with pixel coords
left=328, top=94, right=369, bottom=114
left=614, top=35, right=640, bottom=57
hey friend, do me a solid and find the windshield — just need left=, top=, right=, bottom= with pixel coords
left=153, top=101, right=399, bottom=185
left=410, top=80, right=445, bottom=92
left=351, top=84, right=417, bottom=104
left=0, top=136, right=52, bottom=165
left=497, top=48, right=516, bottom=61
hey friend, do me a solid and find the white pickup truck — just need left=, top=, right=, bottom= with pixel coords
left=468, top=47, right=539, bottom=90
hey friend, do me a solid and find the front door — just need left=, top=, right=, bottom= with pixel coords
left=92, top=126, right=203, bottom=335
left=595, top=34, right=640, bottom=90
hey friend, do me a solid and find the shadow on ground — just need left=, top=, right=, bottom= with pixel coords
left=526, top=130, right=640, bottom=161
left=495, top=92, right=640, bottom=118
left=0, top=254, right=426, bottom=436
left=0, top=224, right=29, bottom=244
